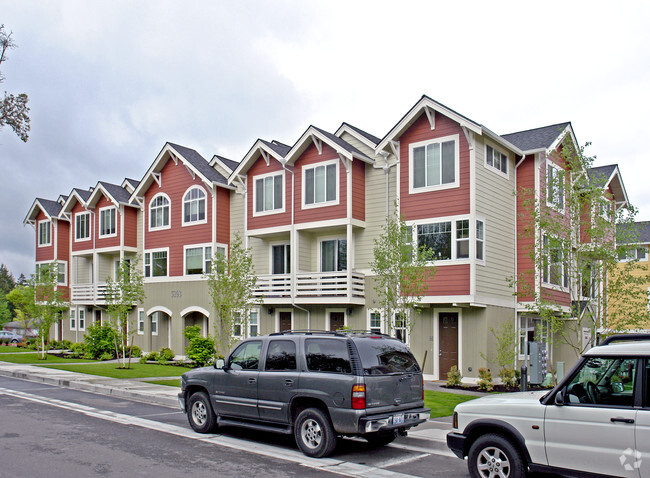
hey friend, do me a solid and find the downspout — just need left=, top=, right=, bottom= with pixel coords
left=282, top=163, right=303, bottom=325
left=514, top=154, right=525, bottom=370
left=374, top=151, right=397, bottom=219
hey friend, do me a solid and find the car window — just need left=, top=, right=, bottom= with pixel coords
left=229, top=341, right=262, bottom=370
left=354, top=338, right=421, bottom=375
left=305, top=339, right=351, bottom=374
left=566, top=356, right=636, bottom=407
left=265, top=340, right=297, bottom=371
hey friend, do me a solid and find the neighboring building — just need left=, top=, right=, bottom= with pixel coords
left=23, top=95, right=629, bottom=381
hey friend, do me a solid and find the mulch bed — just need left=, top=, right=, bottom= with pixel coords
left=443, top=384, right=553, bottom=393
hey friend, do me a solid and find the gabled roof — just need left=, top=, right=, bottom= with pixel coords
left=60, top=188, right=93, bottom=215
left=230, top=138, right=290, bottom=180
left=588, top=164, right=629, bottom=207
left=122, top=178, right=141, bottom=193
left=635, top=222, right=650, bottom=244
left=86, top=181, right=135, bottom=209
left=24, top=198, right=63, bottom=225
left=57, top=195, right=68, bottom=205
left=335, top=122, right=381, bottom=148
left=502, top=122, right=572, bottom=152
left=284, top=125, right=374, bottom=166
left=617, top=221, right=650, bottom=245
left=209, top=155, right=240, bottom=173
left=261, top=139, right=291, bottom=158
left=168, top=143, right=230, bottom=186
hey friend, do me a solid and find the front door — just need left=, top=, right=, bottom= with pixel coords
left=214, top=340, right=262, bottom=420
left=439, top=312, right=458, bottom=380
left=95, top=310, right=102, bottom=326
left=329, top=311, right=345, bottom=331
left=279, top=311, right=292, bottom=332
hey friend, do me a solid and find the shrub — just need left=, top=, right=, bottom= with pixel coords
left=446, top=365, right=462, bottom=387
left=100, top=352, right=114, bottom=361
left=499, top=367, right=517, bottom=388
left=129, top=345, right=142, bottom=358
left=69, top=342, right=86, bottom=358
left=139, top=355, right=148, bottom=364
left=145, top=351, right=159, bottom=362
left=478, top=367, right=494, bottom=392
left=184, top=326, right=216, bottom=367
left=83, top=323, right=117, bottom=360
left=158, top=347, right=175, bottom=363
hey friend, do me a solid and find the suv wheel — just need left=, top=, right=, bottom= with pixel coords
left=294, top=408, right=337, bottom=458
left=187, top=391, right=216, bottom=433
left=468, top=433, right=525, bottom=478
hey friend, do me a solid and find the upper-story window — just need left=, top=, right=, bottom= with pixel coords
left=546, top=162, right=565, bottom=211
left=542, top=234, right=568, bottom=288
left=38, top=220, right=51, bottom=247
left=254, top=172, right=284, bottom=215
left=184, top=244, right=225, bottom=275
left=414, top=217, right=484, bottom=262
left=409, top=134, right=459, bottom=193
left=149, top=194, right=170, bottom=230
left=75, top=212, right=91, bottom=241
left=485, top=145, right=508, bottom=175
left=303, top=160, right=338, bottom=208
left=144, top=249, right=168, bottom=277
left=271, top=244, right=290, bottom=274
left=321, top=239, right=346, bottom=272
left=476, top=220, right=485, bottom=261
left=99, top=207, right=117, bottom=237
left=618, top=247, right=647, bottom=262
left=183, top=186, right=207, bottom=225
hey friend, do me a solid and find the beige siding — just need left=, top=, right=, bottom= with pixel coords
left=298, top=230, right=313, bottom=272
left=249, top=236, right=269, bottom=274
left=136, top=209, right=144, bottom=255
left=230, top=190, right=245, bottom=239
left=73, top=256, right=92, bottom=284
left=97, top=253, right=116, bottom=282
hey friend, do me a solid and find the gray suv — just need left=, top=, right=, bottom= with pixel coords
left=178, top=330, right=430, bottom=457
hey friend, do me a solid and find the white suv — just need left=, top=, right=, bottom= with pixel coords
left=447, top=334, right=650, bottom=478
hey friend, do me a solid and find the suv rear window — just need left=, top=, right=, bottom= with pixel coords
left=355, top=338, right=421, bottom=375
left=305, top=338, right=351, bottom=374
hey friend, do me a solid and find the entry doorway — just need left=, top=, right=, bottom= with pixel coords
left=329, top=311, right=345, bottom=331
left=278, top=311, right=292, bottom=332
left=95, top=310, right=102, bottom=326
left=439, top=312, right=459, bottom=380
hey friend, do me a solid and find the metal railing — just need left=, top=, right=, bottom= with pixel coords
left=70, top=283, right=108, bottom=304
left=254, top=271, right=365, bottom=301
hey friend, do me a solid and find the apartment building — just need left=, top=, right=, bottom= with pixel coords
left=24, top=95, right=627, bottom=380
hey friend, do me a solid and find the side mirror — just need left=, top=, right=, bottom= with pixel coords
left=214, top=358, right=225, bottom=370
left=554, top=390, right=565, bottom=406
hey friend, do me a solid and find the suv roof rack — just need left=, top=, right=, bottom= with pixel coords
left=599, top=333, right=650, bottom=346
left=269, top=329, right=394, bottom=338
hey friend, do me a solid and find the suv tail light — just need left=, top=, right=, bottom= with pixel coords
left=422, top=378, right=425, bottom=400
left=352, top=384, right=366, bottom=409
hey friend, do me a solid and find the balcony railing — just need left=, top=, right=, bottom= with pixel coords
left=71, top=283, right=108, bottom=305
left=254, top=271, right=365, bottom=304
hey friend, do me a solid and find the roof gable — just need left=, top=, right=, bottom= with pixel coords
left=24, top=198, right=63, bottom=225
left=284, top=125, right=373, bottom=166
left=60, top=188, right=93, bottom=215
left=229, top=139, right=289, bottom=182
left=334, top=122, right=381, bottom=148
left=589, top=164, right=628, bottom=207
left=502, top=122, right=573, bottom=152
left=87, top=181, right=135, bottom=209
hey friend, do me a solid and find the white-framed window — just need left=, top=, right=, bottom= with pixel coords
left=78, top=309, right=86, bottom=331
left=38, top=220, right=51, bottom=247
left=367, top=309, right=383, bottom=334
left=75, top=212, right=91, bottom=241
left=303, top=159, right=338, bottom=208
left=151, top=312, right=158, bottom=336
left=233, top=309, right=260, bottom=339
left=254, top=171, right=284, bottom=215
left=98, top=206, right=117, bottom=238
left=149, top=194, right=170, bottom=230
left=455, top=219, right=470, bottom=259
left=320, top=238, right=347, bottom=272
left=249, top=309, right=259, bottom=337
left=542, top=234, right=568, bottom=288
left=417, top=221, right=452, bottom=260
left=476, top=220, right=485, bottom=261
left=393, top=311, right=408, bottom=344
left=518, top=316, right=549, bottom=359
left=618, top=246, right=647, bottom=262
left=70, top=309, right=76, bottom=331
left=271, top=244, right=290, bottom=274
left=144, top=249, right=168, bottom=278
left=485, top=144, right=508, bottom=176
left=184, top=244, right=215, bottom=275
left=138, top=309, right=145, bottom=335
left=546, top=162, right=565, bottom=211
left=36, top=261, right=66, bottom=285
left=409, top=134, right=459, bottom=194
left=182, top=186, right=207, bottom=225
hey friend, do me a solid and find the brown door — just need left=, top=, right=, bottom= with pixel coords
left=279, top=312, right=292, bottom=332
left=95, top=310, right=102, bottom=325
left=329, top=312, right=345, bottom=331
left=439, top=313, right=458, bottom=380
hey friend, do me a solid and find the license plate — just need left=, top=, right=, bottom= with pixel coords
left=393, top=413, right=404, bottom=425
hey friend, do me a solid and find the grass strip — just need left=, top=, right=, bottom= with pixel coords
left=0, top=353, right=95, bottom=364
left=144, top=378, right=181, bottom=387
left=36, top=362, right=186, bottom=379
left=424, top=390, right=478, bottom=418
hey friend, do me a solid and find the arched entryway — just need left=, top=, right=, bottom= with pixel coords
left=146, top=306, right=172, bottom=353
left=181, top=306, right=209, bottom=355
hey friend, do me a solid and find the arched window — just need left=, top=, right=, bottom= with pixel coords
left=183, top=186, right=206, bottom=224
left=149, top=194, right=170, bottom=229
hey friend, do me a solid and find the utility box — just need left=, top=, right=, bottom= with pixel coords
left=529, top=341, right=548, bottom=385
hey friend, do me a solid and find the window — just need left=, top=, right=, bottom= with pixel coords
left=265, top=340, right=297, bottom=371
left=304, top=161, right=337, bottom=206
left=233, top=309, right=259, bottom=338
left=229, top=341, right=262, bottom=370
left=56, top=262, right=66, bottom=285
left=99, top=207, right=116, bottom=237
left=75, top=212, right=91, bottom=241
left=144, top=250, right=168, bottom=277
left=305, top=339, right=351, bottom=374
left=183, top=187, right=206, bottom=225
left=151, top=312, right=158, bottom=336
left=486, top=145, right=508, bottom=175
left=185, top=245, right=212, bottom=275
left=394, top=312, right=408, bottom=343
left=138, top=309, right=144, bottom=335
left=476, top=220, right=485, bottom=261
left=255, top=173, right=283, bottom=214
left=356, top=340, right=420, bottom=375
left=410, top=135, right=458, bottom=192
left=543, top=234, right=568, bottom=288
left=149, top=194, right=170, bottom=230
left=78, top=309, right=85, bottom=331
left=519, top=317, right=548, bottom=358
left=249, top=310, right=259, bottom=337
left=565, top=357, right=636, bottom=406
left=70, top=309, right=76, bottom=331
left=618, top=247, right=647, bottom=262
left=271, top=244, right=290, bottom=274
left=546, top=162, right=565, bottom=210
left=320, top=239, right=346, bottom=272
left=418, top=222, right=451, bottom=260
left=38, top=220, right=51, bottom=246
left=456, top=220, right=469, bottom=259
left=368, top=310, right=382, bottom=334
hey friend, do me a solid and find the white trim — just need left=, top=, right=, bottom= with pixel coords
left=71, top=245, right=137, bottom=256
left=484, top=142, right=510, bottom=180
left=325, top=308, right=347, bottom=331
left=144, top=247, right=170, bottom=278
left=295, top=218, right=365, bottom=231
left=74, top=211, right=92, bottom=242
left=475, top=217, right=486, bottom=265
left=406, top=214, right=478, bottom=265
left=334, top=124, right=378, bottom=149
left=151, top=311, right=159, bottom=336
left=137, top=308, right=145, bottom=335
left=544, top=159, right=565, bottom=212
left=180, top=306, right=210, bottom=318
left=408, top=134, right=460, bottom=194
left=252, top=170, right=286, bottom=217
left=301, top=158, right=340, bottom=210
left=148, top=192, right=171, bottom=232
left=69, top=308, right=77, bottom=331
left=229, top=139, right=287, bottom=181
left=78, top=308, right=86, bottom=332
left=181, top=185, right=208, bottom=227
left=37, top=219, right=52, bottom=247
left=366, top=308, right=385, bottom=334
left=35, top=260, right=67, bottom=286
left=183, top=243, right=221, bottom=276
left=98, top=205, right=118, bottom=238
left=146, top=305, right=173, bottom=317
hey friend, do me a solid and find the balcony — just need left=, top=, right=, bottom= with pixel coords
left=71, top=283, right=108, bottom=305
left=254, top=271, right=365, bottom=305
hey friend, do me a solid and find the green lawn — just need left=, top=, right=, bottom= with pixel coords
left=0, top=345, right=30, bottom=353
left=0, top=353, right=96, bottom=364
left=425, top=390, right=478, bottom=418
left=37, top=362, right=187, bottom=379
left=145, top=378, right=181, bottom=387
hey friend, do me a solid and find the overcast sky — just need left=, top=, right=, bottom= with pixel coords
left=2, top=0, right=649, bottom=278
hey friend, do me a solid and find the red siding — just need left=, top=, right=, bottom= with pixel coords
left=352, top=159, right=365, bottom=221
left=541, top=286, right=571, bottom=307
left=424, top=265, right=470, bottom=295
left=400, top=113, right=470, bottom=221
left=516, top=155, right=536, bottom=302
left=35, top=210, right=55, bottom=262
left=144, top=159, right=213, bottom=277
left=217, top=187, right=230, bottom=245
left=247, top=155, right=292, bottom=230
left=94, top=195, right=121, bottom=249
left=295, top=143, right=347, bottom=224
left=71, top=202, right=93, bottom=252
left=124, top=207, right=138, bottom=248
left=57, top=221, right=70, bottom=262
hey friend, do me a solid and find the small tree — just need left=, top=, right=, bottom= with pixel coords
left=371, top=205, right=436, bottom=340
left=0, top=25, right=30, bottom=142
left=104, top=256, right=145, bottom=368
left=206, top=233, right=258, bottom=355
left=489, top=321, right=518, bottom=387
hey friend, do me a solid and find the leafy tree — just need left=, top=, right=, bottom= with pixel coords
left=0, top=292, right=11, bottom=325
left=6, top=285, right=37, bottom=331
left=488, top=321, right=518, bottom=387
left=206, top=233, right=258, bottom=355
left=0, top=25, right=30, bottom=142
left=515, top=137, right=645, bottom=357
left=184, top=325, right=216, bottom=366
left=370, top=205, right=435, bottom=341
left=104, top=256, right=145, bottom=368
left=0, top=264, right=16, bottom=319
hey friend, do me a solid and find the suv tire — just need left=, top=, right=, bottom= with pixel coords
left=187, top=391, right=216, bottom=434
left=294, top=408, right=337, bottom=458
left=468, top=433, right=525, bottom=478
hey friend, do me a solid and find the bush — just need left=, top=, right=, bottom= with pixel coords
left=184, top=326, right=216, bottom=367
left=158, top=347, right=175, bottom=363
left=478, top=367, right=494, bottom=392
left=70, top=342, right=86, bottom=358
left=145, top=351, right=159, bottom=362
left=446, top=365, right=462, bottom=387
left=100, top=352, right=114, bottom=361
left=83, top=323, right=117, bottom=360
left=129, top=345, right=142, bottom=358
left=499, top=367, right=517, bottom=388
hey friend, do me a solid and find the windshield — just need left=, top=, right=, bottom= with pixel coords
left=354, top=338, right=421, bottom=375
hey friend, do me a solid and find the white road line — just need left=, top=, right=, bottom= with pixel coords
left=137, top=411, right=185, bottom=418
left=388, top=442, right=457, bottom=458
left=0, top=387, right=420, bottom=478
left=373, top=453, right=430, bottom=468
